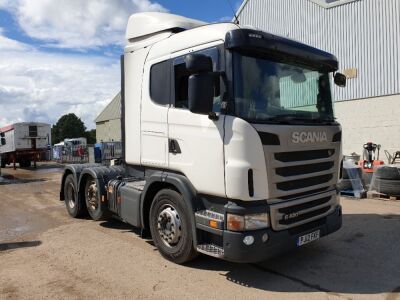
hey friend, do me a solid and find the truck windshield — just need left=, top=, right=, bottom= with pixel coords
left=233, top=52, right=335, bottom=124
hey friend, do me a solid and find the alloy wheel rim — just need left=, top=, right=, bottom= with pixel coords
left=157, top=205, right=182, bottom=247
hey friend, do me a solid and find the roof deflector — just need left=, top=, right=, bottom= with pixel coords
left=125, top=12, right=206, bottom=42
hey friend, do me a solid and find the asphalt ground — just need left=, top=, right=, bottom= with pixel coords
left=0, top=163, right=399, bottom=300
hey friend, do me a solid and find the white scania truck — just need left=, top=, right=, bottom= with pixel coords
left=60, top=12, right=346, bottom=263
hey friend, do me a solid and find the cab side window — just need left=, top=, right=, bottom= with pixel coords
left=174, top=63, right=191, bottom=109
left=173, top=47, right=221, bottom=111
left=150, top=60, right=171, bottom=106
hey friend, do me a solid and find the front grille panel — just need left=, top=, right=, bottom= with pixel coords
left=276, top=174, right=333, bottom=191
left=276, top=162, right=334, bottom=177
left=275, top=149, right=335, bottom=162
left=278, top=187, right=329, bottom=200
left=269, top=191, right=337, bottom=230
left=278, top=196, right=331, bottom=214
left=279, top=206, right=331, bottom=225
left=270, top=147, right=337, bottom=199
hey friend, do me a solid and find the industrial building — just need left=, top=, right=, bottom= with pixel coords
left=236, top=0, right=400, bottom=158
left=95, top=92, right=121, bottom=142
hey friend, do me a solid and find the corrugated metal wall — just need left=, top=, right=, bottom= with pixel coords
left=237, top=0, right=400, bottom=101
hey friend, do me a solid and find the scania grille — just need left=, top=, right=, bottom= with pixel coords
left=269, top=191, right=337, bottom=230
left=279, top=206, right=331, bottom=225
left=277, top=174, right=333, bottom=191
left=271, top=149, right=336, bottom=198
left=276, top=162, right=334, bottom=177
left=275, top=149, right=335, bottom=162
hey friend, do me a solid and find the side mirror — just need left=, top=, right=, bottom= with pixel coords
left=185, top=54, right=213, bottom=73
left=334, top=72, right=347, bottom=87
left=188, top=73, right=214, bottom=115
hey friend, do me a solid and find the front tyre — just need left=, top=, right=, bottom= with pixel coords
left=84, top=177, right=110, bottom=221
left=149, top=189, right=197, bottom=264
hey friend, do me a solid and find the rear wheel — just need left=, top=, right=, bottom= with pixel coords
left=84, top=177, right=110, bottom=221
left=64, top=174, right=86, bottom=217
left=149, top=189, right=197, bottom=264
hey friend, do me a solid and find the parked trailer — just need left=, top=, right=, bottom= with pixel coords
left=0, top=122, right=51, bottom=168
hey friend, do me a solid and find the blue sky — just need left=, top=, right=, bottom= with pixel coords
left=0, top=0, right=241, bottom=129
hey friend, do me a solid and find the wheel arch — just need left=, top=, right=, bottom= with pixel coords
left=60, top=163, right=101, bottom=201
left=141, top=171, right=200, bottom=247
left=60, top=167, right=77, bottom=200
left=77, top=165, right=125, bottom=206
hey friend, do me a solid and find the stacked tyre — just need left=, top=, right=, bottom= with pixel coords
left=370, top=166, right=400, bottom=195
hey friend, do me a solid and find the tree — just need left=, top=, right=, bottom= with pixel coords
left=51, top=113, right=86, bottom=144
left=84, top=129, right=97, bottom=144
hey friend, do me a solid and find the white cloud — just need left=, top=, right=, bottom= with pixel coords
left=0, top=0, right=167, bottom=129
left=0, top=28, right=32, bottom=51
left=1, top=0, right=167, bottom=49
left=0, top=0, right=168, bottom=129
left=0, top=36, right=120, bottom=128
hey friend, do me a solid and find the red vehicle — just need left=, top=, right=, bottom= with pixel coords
left=358, top=142, right=384, bottom=173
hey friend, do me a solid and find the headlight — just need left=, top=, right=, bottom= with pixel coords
left=245, top=213, right=270, bottom=230
left=227, top=213, right=269, bottom=231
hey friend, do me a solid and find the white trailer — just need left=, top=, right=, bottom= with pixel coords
left=0, top=122, right=51, bottom=168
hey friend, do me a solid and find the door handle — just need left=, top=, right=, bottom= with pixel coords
left=169, top=139, right=181, bottom=154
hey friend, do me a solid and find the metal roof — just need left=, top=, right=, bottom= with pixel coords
left=95, top=92, right=121, bottom=123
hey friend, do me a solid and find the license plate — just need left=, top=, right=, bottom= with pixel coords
left=297, top=230, right=320, bottom=246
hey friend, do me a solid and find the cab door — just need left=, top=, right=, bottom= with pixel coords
left=167, top=44, right=226, bottom=197
left=140, top=54, right=171, bottom=168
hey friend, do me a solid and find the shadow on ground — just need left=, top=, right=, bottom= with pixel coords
left=0, top=175, right=46, bottom=185
left=185, top=213, right=400, bottom=295
left=78, top=210, right=400, bottom=295
left=0, top=241, right=42, bottom=251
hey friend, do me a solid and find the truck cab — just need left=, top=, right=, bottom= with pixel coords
left=60, top=12, right=345, bottom=264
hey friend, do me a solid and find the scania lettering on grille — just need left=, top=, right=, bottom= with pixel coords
left=292, top=131, right=328, bottom=143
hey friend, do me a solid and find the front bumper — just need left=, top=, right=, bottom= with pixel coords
left=221, top=205, right=342, bottom=263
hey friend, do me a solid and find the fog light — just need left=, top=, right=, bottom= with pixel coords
left=262, top=233, right=269, bottom=243
left=243, top=235, right=254, bottom=246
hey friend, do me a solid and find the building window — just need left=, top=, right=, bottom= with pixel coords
left=150, top=60, right=171, bottom=106
left=29, top=126, right=37, bottom=137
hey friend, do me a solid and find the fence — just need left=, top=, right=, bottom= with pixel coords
left=95, top=142, right=123, bottom=165
left=53, top=142, right=122, bottom=165
left=53, top=145, right=89, bottom=164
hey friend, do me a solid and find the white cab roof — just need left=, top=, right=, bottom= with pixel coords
left=125, top=12, right=206, bottom=42
left=146, top=23, right=239, bottom=61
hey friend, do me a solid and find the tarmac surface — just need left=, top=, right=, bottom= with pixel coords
left=0, top=163, right=399, bottom=300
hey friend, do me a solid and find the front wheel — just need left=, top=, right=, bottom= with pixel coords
left=149, top=189, right=197, bottom=264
